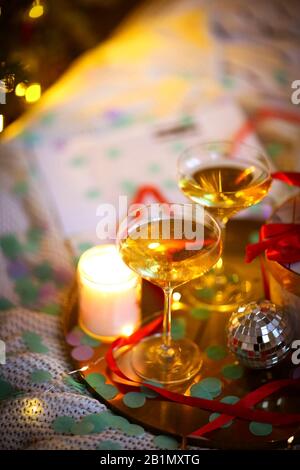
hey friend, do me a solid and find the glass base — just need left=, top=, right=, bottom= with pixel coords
left=131, top=333, right=202, bottom=384
left=185, top=264, right=252, bottom=312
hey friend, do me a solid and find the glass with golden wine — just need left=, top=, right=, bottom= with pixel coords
left=117, top=203, right=222, bottom=384
left=178, top=141, right=272, bottom=310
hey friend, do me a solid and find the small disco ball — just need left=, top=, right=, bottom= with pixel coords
left=227, top=300, right=294, bottom=369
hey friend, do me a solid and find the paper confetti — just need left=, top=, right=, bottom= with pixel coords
left=154, top=435, right=178, bottom=450
left=222, top=363, right=244, bottom=380
left=249, top=421, right=273, bottom=437
left=30, top=369, right=52, bottom=384
left=123, top=392, right=146, bottom=408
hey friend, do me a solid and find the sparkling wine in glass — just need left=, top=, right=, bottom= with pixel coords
left=178, top=141, right=272, bottom=310
left=117, top=203, right=222, bottom=384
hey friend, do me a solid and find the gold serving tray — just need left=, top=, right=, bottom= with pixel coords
left=63, top=220, right=299, bottom=449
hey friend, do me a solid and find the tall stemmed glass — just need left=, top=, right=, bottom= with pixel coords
left=117, top=203, right=222, bottom=384
left=178, top=141, right=272, bottom=311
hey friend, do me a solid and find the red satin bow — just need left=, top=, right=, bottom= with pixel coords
left=245, top=171, right=300, bottom=264
left=246, top=223, right=300, bottom=264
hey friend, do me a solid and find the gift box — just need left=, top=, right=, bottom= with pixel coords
left=265, top=195, right=300, bottom=335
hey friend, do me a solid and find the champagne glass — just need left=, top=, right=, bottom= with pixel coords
left=178, top=141, right=272, bottom=311
left=117, top=203, right=222, bottom=384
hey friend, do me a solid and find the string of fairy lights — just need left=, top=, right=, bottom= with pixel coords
left=0, top=0, right=44, bottom=133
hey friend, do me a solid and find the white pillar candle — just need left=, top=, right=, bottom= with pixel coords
left=78, top=244, right=141, bottom=341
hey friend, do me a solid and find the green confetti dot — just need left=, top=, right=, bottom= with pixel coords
left=191, top=378, right=223, bottom=399
left=274, top=69, right=287, bottom=86
left=15, top=279, right=39, bottom=306
left=221, top=395, right=240, bottom=405
left=108, top=415, right=130, bottom=431
left=123, top=424, right=145, bottom=436
left=140, top=386, right=158, bottom=399
left=171, top=317, right=186, bottom=340
left=96, top=411, right=119, bottom=428
left=24, top=228, right=43, bottom=253
left=22, top=331, right=49, bottom=353
left=34, top=262, right=53, bottom=281
left=27, top=227, right=43, bottom=244
left=180, top=115, right=194, bottom=127
left=248, top=230, right=260, bottom=244
left=147, top=162, right=161, bottom=174
left=41, top=303, right=60, bottom=316
left=190, top=384, right=214, bottom=400
left=52, top=416, right=75, bottom=434
left=106, top=147, right=121, bottom=159
left=13, top=181, right=29, bottom=196
left=0, top=235, right=22, bottom=259
left=86, top=372, right=106, bottom=389
left=123, top=392, right=146, bottom=408
left=195, top=287, right=215, bottom=300
left=80, top=335, right=101, bottom=347
left=81, top=414, right=107, bottom=433
left=30, top=369, right=52, bottom=384
left=97, top=440, right=123, bottom=450
left=199, top=377, right=222, bottom=392
left=97, top=383, right=118, bottom=400
left=0, top=378, right=17, bottom=400
left=205, top=345, right=227, bottom=361
left=154, top=435, right=178, bottom=450
left=209, top=397, right=240, bottom=427
left=78, top=242, right=93, bottom=253
left=249, top=421, right=273, bottom=437
left=70, top=155, right=86, bottom=167
left=71, top=420, right=94, bottom=435
left=85, top=188, right=101, bottom=199
left=40, top=112, right=56, bottom=125
left=222, top=75, right=235, bottom=89
left=113, top=114, right=134, bottom=128
left=190, top=307, right=211, bottom=320
left=63, top=375, right=86, bottom=393
left=21, top=131, right=40, bottom=146
left=171, top=141, right=185, bottom=153
left=163, top=179, right=177, bottom=190
left=0, top=297, right=14, bottom=311
left=266, top=142, right=284, bottom=159
left=140, top=380, right=163, bottom=398
left=120, top=180, right=137, bottom=195
left=209, top=412, right=233, bottom=428
left=222, top=363, right=244, bottom=380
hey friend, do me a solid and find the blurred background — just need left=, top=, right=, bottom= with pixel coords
left=0, top=0, right=143, bottom=127
left=1, top=0, right=300, bottom=134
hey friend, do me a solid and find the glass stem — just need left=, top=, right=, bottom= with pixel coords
left=162, top=284, right=173, bottom=350
left=215, top=220, right=227, bottom=272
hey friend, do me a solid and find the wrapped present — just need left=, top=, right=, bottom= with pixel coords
left=266, top=195, right=300, bottom=334
left=246, top=194, right=300, bottom=335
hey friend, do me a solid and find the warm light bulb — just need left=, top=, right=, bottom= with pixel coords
left=29, top=2, right=44, bottom=19
left=15, top=82, right=27, bottom=97
left=173, top=292, right=181, bottom=302
left=148, top=242, right=160, bottom=250
left=0, top=114, right=3, bottom=132
left=25, top=83, right=41, bottom=103
left=23, top=398, right=43, bottom=418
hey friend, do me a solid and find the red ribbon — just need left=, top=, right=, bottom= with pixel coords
left=105, top=315, right=300, bottom=440
left=130, top=185, right=169, bottom=205
left=246, top=223, right=300, bottom=264
left=105, top=109, right=300, bottom=439
left=245, top=168, right=300, bottom=266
